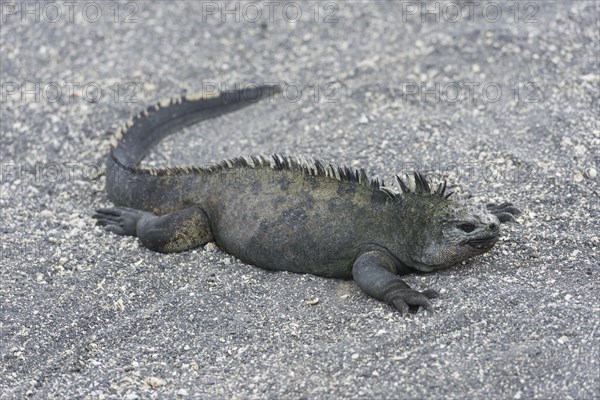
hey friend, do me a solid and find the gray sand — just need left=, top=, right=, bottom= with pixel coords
left=1, top=1, right=598, bottom=399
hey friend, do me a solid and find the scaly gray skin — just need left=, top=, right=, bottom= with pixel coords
left=94, top=85, right=521, bottom=314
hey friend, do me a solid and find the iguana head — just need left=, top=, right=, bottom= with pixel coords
left=391, top=173, right=509, bottom=273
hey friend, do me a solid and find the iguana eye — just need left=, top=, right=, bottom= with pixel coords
left=457, top=223, right=476, bottom=233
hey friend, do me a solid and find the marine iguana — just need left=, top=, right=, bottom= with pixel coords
left=94, top=84, right=520, bottom=314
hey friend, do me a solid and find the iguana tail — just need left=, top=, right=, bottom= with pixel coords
left=105, top=84, right=280, bottom=213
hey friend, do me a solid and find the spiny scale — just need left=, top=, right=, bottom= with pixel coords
left=108, top=91, right=452, bottom=201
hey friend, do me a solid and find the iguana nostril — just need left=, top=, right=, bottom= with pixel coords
left=489, top=223, right=498, bottom=231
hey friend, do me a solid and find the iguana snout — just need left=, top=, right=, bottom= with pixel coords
left=402, top=200, right=515, bottom=273
left=459, top=212, right=500, bottom=251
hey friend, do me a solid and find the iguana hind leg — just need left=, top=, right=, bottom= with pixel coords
left=94, top=205, right=213, bottom=253
left=352, top=251, right=439, bottom=314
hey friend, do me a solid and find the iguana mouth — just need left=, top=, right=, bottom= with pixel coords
left=464, top=235, right=499, bottom=249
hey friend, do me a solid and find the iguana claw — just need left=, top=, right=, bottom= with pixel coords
left=389, top=289, right=439, bottom=315
left=93, top=207, right=144, bottom=236
left=486, top=202, right=521, bottom=223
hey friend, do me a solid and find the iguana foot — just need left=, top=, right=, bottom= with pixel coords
left=93, top=207, right=144, bottom=236
left=486, top=202, right=521, bottom=223
left=388, top=288, right=439, bottom=315
left=94, top=205, right=214, bottom=253
left=352, top=251, right=439, bottom=315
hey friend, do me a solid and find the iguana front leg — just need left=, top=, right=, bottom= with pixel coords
left=94, top=205, right=213, bottom=253
left=486, top=202, right=521, bottom=223
left=352, top=251, right=439, bottom=314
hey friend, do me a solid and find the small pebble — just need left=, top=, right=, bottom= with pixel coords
left=584, top=167, right=597, bottom=179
